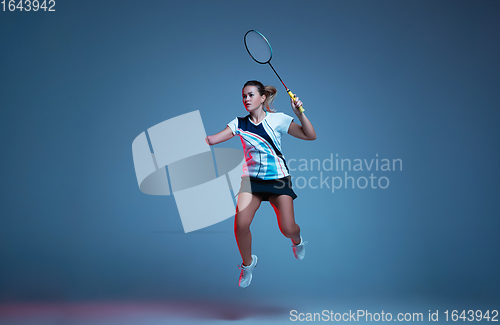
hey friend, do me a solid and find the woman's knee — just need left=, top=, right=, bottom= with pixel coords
left=235, top=222, right=251, bottom=234
left=234, top=214, right=252, bottom=234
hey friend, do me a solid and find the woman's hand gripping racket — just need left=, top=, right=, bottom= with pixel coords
left=244, top=30, right=305, bottom=113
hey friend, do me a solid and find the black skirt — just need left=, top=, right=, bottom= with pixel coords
left=235, top=176, right=298, bottom=201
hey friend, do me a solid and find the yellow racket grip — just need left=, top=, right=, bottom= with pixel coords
left=287, top=89, right=305, bottom=113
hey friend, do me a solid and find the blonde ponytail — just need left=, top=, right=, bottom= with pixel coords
left=263, top=86, right=277, bottom=112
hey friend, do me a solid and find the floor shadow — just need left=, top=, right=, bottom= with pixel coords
left=0, top=299, right=289, bottom=322
left=172, top=299, right=288, bottom=320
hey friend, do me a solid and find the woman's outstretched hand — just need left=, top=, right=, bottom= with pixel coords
left=205, top=127, right=234, bottom=146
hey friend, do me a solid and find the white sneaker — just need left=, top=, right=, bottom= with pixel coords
left=238, top=255, right=258, bottom=288
left=292, top=236, right=307, bottom=260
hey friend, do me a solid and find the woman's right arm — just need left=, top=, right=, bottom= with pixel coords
left=205, top=126, right=234, bottom=146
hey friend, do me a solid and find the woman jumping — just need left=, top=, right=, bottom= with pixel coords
left=205, top=80, right=316, bottom=288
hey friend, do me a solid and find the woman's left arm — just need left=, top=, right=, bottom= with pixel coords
left=287, top=95, right=317, bottom=141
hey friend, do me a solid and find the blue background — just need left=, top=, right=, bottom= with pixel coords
left=1, top=0, right=499, bottom=322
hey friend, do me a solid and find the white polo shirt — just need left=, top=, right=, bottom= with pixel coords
left=227, top=111, right=294, bottom=180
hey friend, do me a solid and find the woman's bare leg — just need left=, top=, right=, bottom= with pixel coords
left=269, top=194, right=301, bottom=244
left=234, top=192, right=262, bottom=266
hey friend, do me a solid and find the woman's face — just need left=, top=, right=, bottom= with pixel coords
left=242, top=86, right=266, bottom=112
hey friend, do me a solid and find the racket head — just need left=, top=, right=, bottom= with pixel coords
left=244, top=30, right=273, bottom=64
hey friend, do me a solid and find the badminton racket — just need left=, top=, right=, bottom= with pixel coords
left=244, top=30, right=305, bottom=113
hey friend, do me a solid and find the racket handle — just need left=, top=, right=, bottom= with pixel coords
left=287, top=89, right=305, bottom=113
